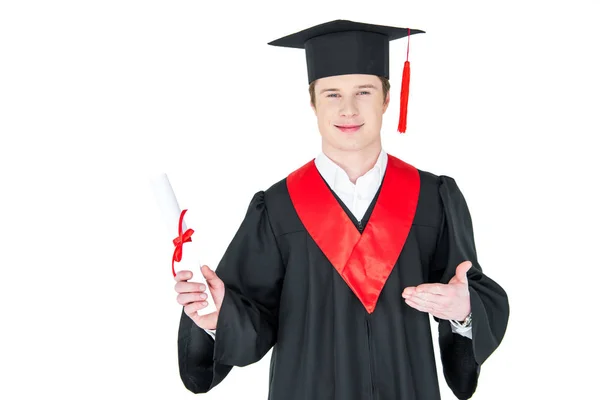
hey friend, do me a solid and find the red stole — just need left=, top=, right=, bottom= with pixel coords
left=286, top=154, right=420, bottom=313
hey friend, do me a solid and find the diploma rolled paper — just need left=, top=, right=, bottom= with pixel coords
left=149, top=173, right=217, bottom=316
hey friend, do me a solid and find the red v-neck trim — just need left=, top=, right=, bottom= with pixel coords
left=286, top=154, right=420, bottom=313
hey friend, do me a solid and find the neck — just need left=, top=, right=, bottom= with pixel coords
left=322, top=142, right=382, bottom=184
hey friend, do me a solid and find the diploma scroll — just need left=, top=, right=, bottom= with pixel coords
left=149, top=173, right=217, bottom=316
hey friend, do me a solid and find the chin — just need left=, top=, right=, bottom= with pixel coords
left=322, top=128, right=377, bottom=150
left=331, top=140, right=368, bottom=152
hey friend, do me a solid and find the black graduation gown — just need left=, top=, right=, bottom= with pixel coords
left=177, top=166, right=510, bottom=400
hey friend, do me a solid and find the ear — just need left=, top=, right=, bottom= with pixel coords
left=382, top=91, right=390, bottom=114
left=310, top=100, right=317, bottom=116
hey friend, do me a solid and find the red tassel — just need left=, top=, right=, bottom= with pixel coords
left=398, top=28, right=411, bottom=133
left=398, top=60, right=410, bottom=133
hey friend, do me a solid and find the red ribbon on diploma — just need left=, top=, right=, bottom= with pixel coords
left=172, top=209, right=194, bottom=277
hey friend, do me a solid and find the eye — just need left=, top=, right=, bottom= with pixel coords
left=326, top=93, right=340, bottom=98
left=358, top=91, right=371, bottom=95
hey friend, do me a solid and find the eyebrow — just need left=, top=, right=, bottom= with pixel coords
left=319, top=84, right=378, bottom=95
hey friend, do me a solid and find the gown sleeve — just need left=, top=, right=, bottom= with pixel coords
left=429, top=175, right=510, bottom=400
left=177, top=190, right=285, bottom=393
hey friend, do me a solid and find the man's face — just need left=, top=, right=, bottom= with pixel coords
left=311, top=74, right=389, bottom=153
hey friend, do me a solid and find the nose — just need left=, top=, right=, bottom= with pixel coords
left=339, top=97, right=359, bottom=118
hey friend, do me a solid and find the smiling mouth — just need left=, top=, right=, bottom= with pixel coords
left=335, top=124, right=364, bottom=132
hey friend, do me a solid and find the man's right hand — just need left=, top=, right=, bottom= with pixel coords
left=174, top=265, right=225, bottom=330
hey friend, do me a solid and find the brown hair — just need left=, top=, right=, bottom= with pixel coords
left=309, top=76, right=390, bottom=108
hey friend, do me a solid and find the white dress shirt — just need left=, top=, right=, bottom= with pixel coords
left=204, top=149, right=472, bottom=340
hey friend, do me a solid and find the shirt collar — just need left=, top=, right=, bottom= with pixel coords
left=314, top=149, right=388, bottom=190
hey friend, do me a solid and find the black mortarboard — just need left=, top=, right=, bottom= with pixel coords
left=267, top=19, right=425, bottom=133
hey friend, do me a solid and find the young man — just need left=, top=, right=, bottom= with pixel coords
left=174, top=20, right=509, bottom=400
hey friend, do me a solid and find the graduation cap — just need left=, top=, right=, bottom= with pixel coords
left=268, top=19, right=425, bottom=133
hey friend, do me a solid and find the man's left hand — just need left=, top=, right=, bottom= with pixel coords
left=402, top=260, right=472, bottom=321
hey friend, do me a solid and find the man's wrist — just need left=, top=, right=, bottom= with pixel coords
left=454, top=312, right=472, bottom=327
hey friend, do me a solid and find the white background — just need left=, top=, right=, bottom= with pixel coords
left=1, top=0, right=599, bottom=398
